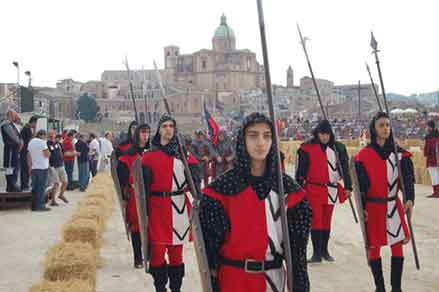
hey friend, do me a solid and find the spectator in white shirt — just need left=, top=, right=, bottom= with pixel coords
left=27, top=130, right=51, bottom=211
left=88, top=133, right=100, bottom=177
left=99, top=131, right=114, bottom=171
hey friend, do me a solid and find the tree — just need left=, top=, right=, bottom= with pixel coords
left=77, top=93, right=97, bottom=122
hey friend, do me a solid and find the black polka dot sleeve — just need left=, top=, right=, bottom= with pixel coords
left=199, top=194, right=230, bottom=270
left=401, top=156, right=415, bottom=203
left=287, top=199, right=312, bottom=292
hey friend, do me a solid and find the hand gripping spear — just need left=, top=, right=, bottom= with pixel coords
left=256, top=1, right=295, bottom=290
left=153, top=60, right=214, bottom=291
left=297, top=24, right=359, bottom=224
left=123, top=56, right=139, bottom=122
left=370, top=32, right=421, bottom=270
left=365, top=62, right=383, bottom=111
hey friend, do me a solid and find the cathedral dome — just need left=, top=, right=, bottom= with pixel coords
left=213, top=14, right=235, bottom=39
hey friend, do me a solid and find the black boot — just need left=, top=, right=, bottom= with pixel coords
left=131, top=232, right=143, bottom=269
left=370, top=258, right=386, bottom=292
left=149, top=264, right=168, bottom=292
left=321, top=230, right=335, bottom=262
left=308, top=230, right=322, bottom=263
left=168, top=264, right=185, bottom=292
left=391, top=257, right=404, bottom=292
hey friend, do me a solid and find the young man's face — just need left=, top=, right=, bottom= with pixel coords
left=375, top=117, right=391, bottom=140
left=318, top=132, right=330, bottom=144
left=159, top=121, right=175, bottom=141
left=139, top=128, right=150, bottom=145
left=245, top=122, right=272, bottom=162
left=48, top=132, right=56, bottom=142
left=218, top=133, right=225, bottom=142
left=131, top=125, right=137, bottom=136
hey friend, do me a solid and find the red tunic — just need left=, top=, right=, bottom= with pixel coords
left=300, top=143, right=346, bottom=206
left=119, top=152, right=141, bottom=232
left=424, top=135, right=439, bottom=167
left=142, top=150, right=192, bottom=245
left=355, top=147, right=410, bottom=247
left=203, top=186, right=305, bottom=292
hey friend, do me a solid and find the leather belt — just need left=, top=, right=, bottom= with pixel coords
left=307, top=181, right=337, bottom=188
left=150, top=190, right=185, bottom=197
left=220, top=255, right=283, bottom=273
left=366, top=196, right=397, bottom=203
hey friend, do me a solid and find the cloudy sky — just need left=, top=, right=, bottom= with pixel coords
left=1, top=0, right=438, bottom=95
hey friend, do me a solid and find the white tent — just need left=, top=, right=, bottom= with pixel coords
left=404, top=108, right=418, bottom=114
left=390, top=108, right=404, bottom=114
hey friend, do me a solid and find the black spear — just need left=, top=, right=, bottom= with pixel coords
left=124, top=56, right=139, bottom=122
left=256, top=1, right=294, bottom=290
left=153, top=61, right=214, bottom=291
left=366, top=62, right=383, bottom=111
left=297, top=23, right=359, bottom=224
left=370, top=31, right=420, bottom=270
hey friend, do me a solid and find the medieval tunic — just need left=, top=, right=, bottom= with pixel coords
left=117, top=146, right=148, bottom=232
left=201, top=175, right=310, bottom=292
left=200, top=112, right=312, bottom=292
left=191, top=138, right=218, bottom=185
left=354, top=145, right=415, bottom=247
left=424, top=130, right=439, bottom=185
left=297, top=142, right=351, bottom=206
left=296, top=141, right=351, bottom=230
left=142, top=149, right=191, bottom=245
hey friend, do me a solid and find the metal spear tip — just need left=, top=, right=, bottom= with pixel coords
left=25, top=71, right=31, bottom=76
left=12, top=61, right=19, bottom=67
left=370, top=31, right=378, bottom=51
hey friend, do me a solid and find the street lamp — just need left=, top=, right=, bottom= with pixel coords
left=12, top=61, right=20, bottom=112
left=25, top=71, right=31, bottom=87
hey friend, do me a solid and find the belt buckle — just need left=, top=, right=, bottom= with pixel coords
left=244, top=259, right=264, bottom=273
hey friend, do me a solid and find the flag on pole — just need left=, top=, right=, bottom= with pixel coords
left=203, top=101, right=220, bottom=146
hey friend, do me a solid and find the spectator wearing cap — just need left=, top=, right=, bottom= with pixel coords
left=424, top=120, right=439, bottom=198
left=19, top=116, right=38, bottom=190
left=75, top=134, right=90, bottom=191
left=27, top=130, right=51, bottom=211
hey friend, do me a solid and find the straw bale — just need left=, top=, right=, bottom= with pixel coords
left=63, top=218, right=101, bottom=248
left=30, top=279, right=93, bottom=292
left=43, top=242, right=96, bottom=285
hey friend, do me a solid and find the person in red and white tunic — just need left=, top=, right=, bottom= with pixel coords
left=116, top=124, right=150, bottom=269
left=115, top=120, right=138, bottom=158
left=296, top=120, right=352, bottom=263
left=141, top=115, right=191, bottom=292
left=354, top=112, right=415, bottom=292
left=200, top=112, right=312, bottom=292
left=423, top=120, right=439, bottom=198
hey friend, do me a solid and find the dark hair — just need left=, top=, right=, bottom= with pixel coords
left=67, top=131, right=75, bottom=138
left=427, top=120, right=436, bottom=129
left=89, top=133, right=96, bottom=139
left=36, top=130, right=46, bottom=138
left=29, top=116, right=38, bottom=124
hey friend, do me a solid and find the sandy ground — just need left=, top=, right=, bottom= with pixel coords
left=96, top=184, right=439, bottom=292
left=0, top=189, right=85, bottom=292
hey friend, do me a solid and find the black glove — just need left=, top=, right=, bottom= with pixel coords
left=122, top=188, right=131, bottom=201
left=211, top=277, right=220, bottom=292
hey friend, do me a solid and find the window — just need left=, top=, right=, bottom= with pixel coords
left=167, top=52, right=170, bottom=57
left=202, top=60, right=207, bottom=69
